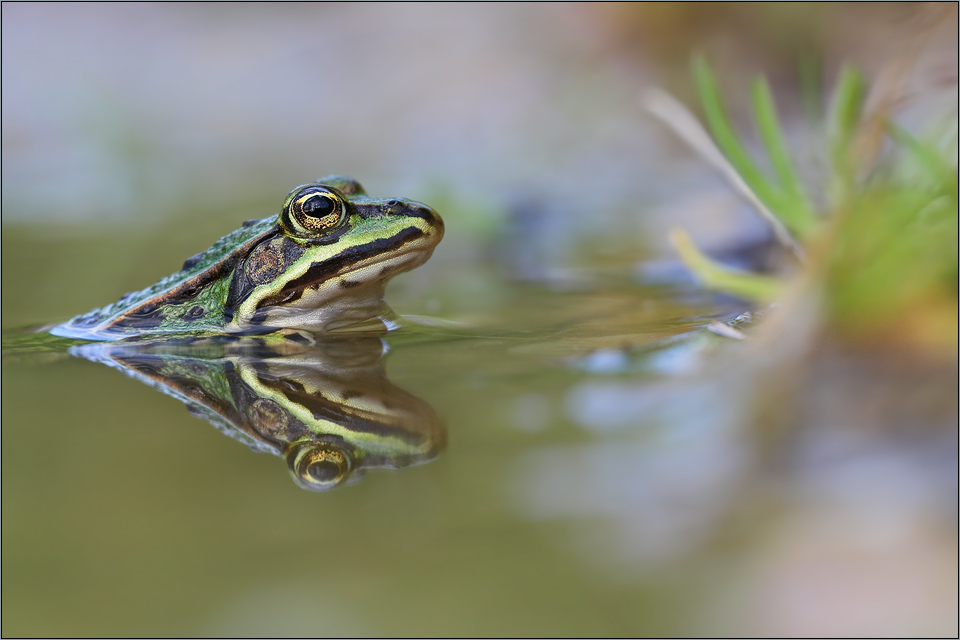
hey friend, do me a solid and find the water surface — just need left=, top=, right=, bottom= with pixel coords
left=5, top=231, right=955, bottom=636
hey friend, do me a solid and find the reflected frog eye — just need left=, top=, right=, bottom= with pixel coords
left=286, top=440, right=352, bottom=491
left=281, top=186, right=346, bottom=238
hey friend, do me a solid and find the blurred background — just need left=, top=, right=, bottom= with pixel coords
left=2, top=3, right=957, bottom=637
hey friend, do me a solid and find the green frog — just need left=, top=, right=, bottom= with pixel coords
left=52, top=176, right=444, bottom=341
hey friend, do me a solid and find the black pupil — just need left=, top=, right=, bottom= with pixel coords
left=303, top=194, right=335, bottom=218
left=307, top=459, right=342, bottom=483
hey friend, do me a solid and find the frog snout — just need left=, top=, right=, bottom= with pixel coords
left=408, top=202, right=444, bottom=238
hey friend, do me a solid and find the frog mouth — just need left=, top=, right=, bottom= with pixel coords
left=331, top=244, right=434, bottom=289
left=256, top=227, right=435, bottom=311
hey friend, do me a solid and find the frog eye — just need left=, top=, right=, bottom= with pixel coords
left=281, top=186, right=346, bottom=238
left=286, top=440, right=352, bottom=491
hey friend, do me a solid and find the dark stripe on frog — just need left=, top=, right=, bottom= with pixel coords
left=254, top=226, right=426, bottom=312
left=114, top=226, right=281, bottom=327
left=257, top=376, right=428, bottom=445
left=114, top=300, right=167, bottom=331
left=354, top=201, right=438, bottom=223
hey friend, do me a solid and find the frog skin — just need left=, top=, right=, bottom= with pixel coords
left=51, top=176, right=443, bottom=341
left=70, top=334, right=446, bottom=491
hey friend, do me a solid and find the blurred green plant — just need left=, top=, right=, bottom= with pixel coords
left=665, top=56, right=958, bottom=351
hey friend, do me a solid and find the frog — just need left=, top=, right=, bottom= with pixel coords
left=51, top=176, right=444, bottom=341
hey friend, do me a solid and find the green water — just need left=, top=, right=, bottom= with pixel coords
left=0, top=223, right=702, bottom=634
left=3, top=221, right=957, bottom=637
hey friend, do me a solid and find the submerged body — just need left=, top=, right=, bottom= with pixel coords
left=52, top=176, right=443, bottom=341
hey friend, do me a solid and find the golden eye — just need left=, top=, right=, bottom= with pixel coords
left=285, top=440, right=351, bottom=491
left=281, top=186, right=346, bottom=237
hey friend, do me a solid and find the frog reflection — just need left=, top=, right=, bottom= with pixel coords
left=70, top=335, right=445, bottom=491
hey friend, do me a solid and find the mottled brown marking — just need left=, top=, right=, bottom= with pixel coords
left=246, top=239, right=285, bottom=285
left=225, top=235, right=302, bottom=313
left=247, top=397, right=291, bottom=440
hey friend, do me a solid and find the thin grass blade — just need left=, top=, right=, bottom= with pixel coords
left=692, top=56, right=792, bottom=222
left=751, top=78, right=818, bottom=237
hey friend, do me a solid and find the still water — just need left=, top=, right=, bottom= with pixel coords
left=4, top=221, right=956, bottom=637
left=0, top=217, right=723, bottom=636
